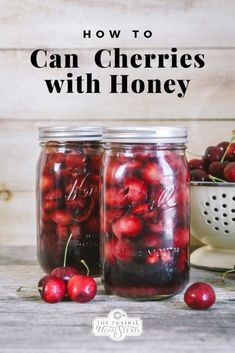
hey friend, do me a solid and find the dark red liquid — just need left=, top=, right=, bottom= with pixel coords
left=102, top=145, right=190, bottom=298
left=37, top=142, right=102, bottom=276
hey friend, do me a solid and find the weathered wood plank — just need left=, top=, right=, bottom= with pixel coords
left=0, top=0, right=235, bottom=48
left=0, top=49, right=234, bottom=120
left=0, top=247, right=234, bottom=353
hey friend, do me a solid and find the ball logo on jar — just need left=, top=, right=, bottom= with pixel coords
left=66, top=173, right=99, bottom=200
left=156, top=185, right=177, bottom=210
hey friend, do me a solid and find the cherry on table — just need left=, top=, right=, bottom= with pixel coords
left=51, top=266, right=78, bottom=283
left=17, top=275, right=66, bottom=304
left=38, top=275, right=66, bottom=303
left=67, top=274, right=97, bottom=303
left=184, top=282, right=216, bottom=310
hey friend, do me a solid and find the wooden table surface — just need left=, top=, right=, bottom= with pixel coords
left=0, top=246, right=234, bottom=353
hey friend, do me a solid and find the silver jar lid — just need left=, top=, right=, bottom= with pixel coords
left=102, top=126, right=188, bottom=143
left=39, top=126, right=102, bottom=142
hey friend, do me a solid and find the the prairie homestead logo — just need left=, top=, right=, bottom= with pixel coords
left=92, top=309, right=143, bottom=341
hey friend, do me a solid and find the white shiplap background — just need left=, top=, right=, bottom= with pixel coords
left=0, top=0, right=234, bottom=246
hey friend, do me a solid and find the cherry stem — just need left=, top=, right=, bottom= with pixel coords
left=63, top=233, right=73, bottom=267
left=222, top=269, right=235, bottom=283
left=208, top=174, right=226, bottom=183
left=221, top=129, right=235, bottom=163
left=80, top=259, right=89, bottom=276
left=17, top=285, right=42, bottom=292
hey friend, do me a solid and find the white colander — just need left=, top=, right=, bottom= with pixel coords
left=190, top=182, right=235, bottom=270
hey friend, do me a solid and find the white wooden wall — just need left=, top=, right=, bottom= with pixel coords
left=0, top=0, right=234, bottom=246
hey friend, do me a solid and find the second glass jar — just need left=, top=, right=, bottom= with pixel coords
left=101, top=127, right=190, bottom=299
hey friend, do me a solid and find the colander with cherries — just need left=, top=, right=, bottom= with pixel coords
left=189, top=132, right=235, bottom=270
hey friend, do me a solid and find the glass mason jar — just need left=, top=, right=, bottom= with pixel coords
left=37, top=127, right=102, bottom=276
left=101, top=127, right=190, bottom=299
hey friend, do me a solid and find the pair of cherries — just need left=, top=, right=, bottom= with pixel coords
left=17, top=234, right=97, bottom=303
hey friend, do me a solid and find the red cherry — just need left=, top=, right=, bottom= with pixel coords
left=131, top=203, right=149, bottom=215
left=52, top=232, right=80, bottom=282
left=43, top=200, right=57, bottom=212
left=145, top=250, right=160, bottom=264
left=188, top=159, right=204, bottom=171
left=104, top=160, right=122, bottom=184
left=56, top=224, right=68, bottom=239
left=184, top=282, right=216, bottom=310
left=123, top=177, right=147, bottom=203
left=114, top=239, right=134, bottom=263
left=190, top=169, right=209, bottom=182
left=224, top=162, right=235, bottom=182
left=217, top=141, right=229, bottom=153
left=142, top=162, right=162, bottom=185
left=104, top=239, right=117, bottom=264
left=164, top=152, right=187, bottom=176
left=69, top=224, right=82, bottom=239
left=67, top=274, right=97, bottom=303
left=142, top=234, right=162, bottom=248
left=132, top=202, right=159, bottom=222
left=51, top=210, right=72, bottom=225
left=84, top=215, right=99, bottom=234
left=105, top=187, right=128, bottom=208
left=112, top=215, right=142, bottom=238
left=105, top=209, right=124, bottom=222
left=177, top=252, right=188, bottom=272
left=65, top=153, right=85, bottom=169
left=41, top=175, right=54, bottom=191
left=174, top=228, right=189, bottom=248
left=40, top=220, right=55, bottom=235
left=38, top=275, right=66, bottom=303
left=104, top=210, right=124, bottom=233
left=225, top=143, right=235, bottom=161
left=88, top=155, right=101, bottom=173
left=148, top=220, right=164, bottom=234
left=72, top=197, right=95, bottom=223
left=208, top=161, right=226, bottom=179
left=47, top=153, right=65, bottom=166
left=51, top=267, right=78, bottom=283
left=66, top=198, right=86, bottom=210
left=44, top=189, right=63, bottom=201
left=121, top=159, right=143, bottom=171
left=204, top=146, right=223, bottom=169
